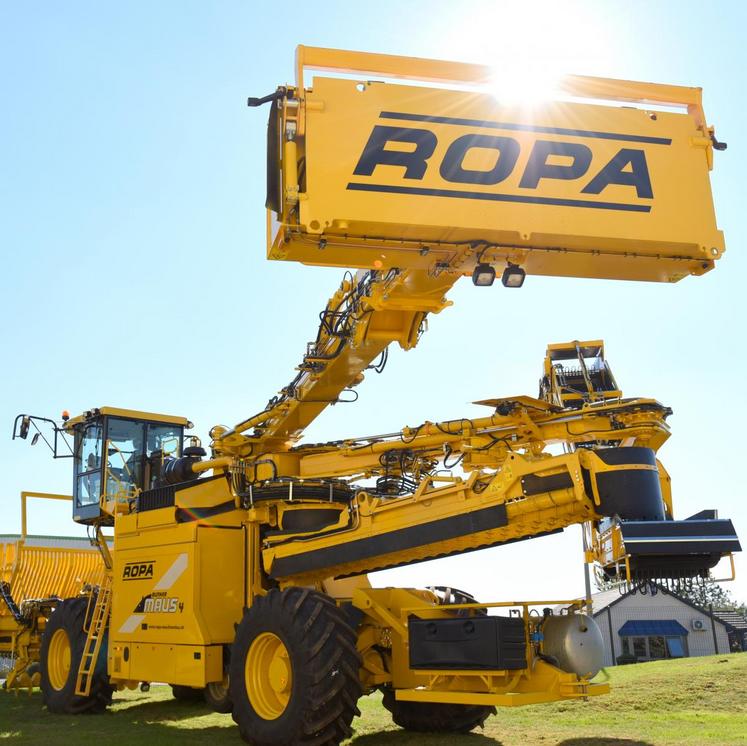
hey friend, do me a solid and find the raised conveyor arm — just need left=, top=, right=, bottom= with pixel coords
left=288, top=395, right=671, bottom=479
left=258, top=394, right=738, bottom=585
left=262, top=440, right=738, bottom=585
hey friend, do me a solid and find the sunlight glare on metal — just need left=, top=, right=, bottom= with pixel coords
left=488, top=64, right=561, bottom=107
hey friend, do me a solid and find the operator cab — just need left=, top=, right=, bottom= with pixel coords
left=540, top=341, right=621, bottom=409
left=66, top=407, right=191, bottom=525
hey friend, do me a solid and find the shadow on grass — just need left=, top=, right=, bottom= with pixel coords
left=1, top=692, right=235, bottom=745
left=4, top=693, right=657, bottom=746
left=558, top=738, right=654, bottom=746
left=114, top=698, right=213, bottom=716
left=110, top=693, right=152, bottom=706
left=352, top=732, right=503, bottom=745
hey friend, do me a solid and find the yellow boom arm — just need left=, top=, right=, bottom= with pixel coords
left=213, top=267, right=457, bottom=456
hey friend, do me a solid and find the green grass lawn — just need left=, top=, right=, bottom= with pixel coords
left=2, top=654, right=746, bottom=746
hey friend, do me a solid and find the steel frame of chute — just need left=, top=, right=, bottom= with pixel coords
left=9, top=47, right=740, bottom=746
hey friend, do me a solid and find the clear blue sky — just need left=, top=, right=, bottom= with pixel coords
left=1, top=0, right=745, bottom=603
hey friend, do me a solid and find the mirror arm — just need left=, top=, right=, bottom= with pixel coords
left=12, top=413, right=74, bottom=458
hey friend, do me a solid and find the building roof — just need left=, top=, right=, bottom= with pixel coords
left=551, top=587, right=621, bottom=616
left=590, top=584, right=730, bottom=630
left=589, top=588, right=621, bottom=613
left=0, top=534, right=98, bottom=550
left=711, top=610, right=747, bottom=632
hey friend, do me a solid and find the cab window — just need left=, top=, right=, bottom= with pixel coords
left=76, top=422, right=103, bottom=508
left=105, top=418, right=146, bottom=499
left=145, top=423, right=183, bottom=489
left=147, top=424, right=182, bottom=458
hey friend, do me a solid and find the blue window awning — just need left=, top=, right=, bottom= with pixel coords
left=619, top=620, right=689, bottom=636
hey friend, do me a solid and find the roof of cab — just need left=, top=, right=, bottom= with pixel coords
left=64, top=407, right=191, bottom=430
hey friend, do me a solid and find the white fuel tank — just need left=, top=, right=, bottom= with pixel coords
left=542, top=613, right=604, bottom=678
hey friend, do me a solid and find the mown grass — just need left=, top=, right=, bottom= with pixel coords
left=1, top=654, right=745, bottom=745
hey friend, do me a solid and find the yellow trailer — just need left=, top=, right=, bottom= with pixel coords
left=0, top=493, right=105, bottom=693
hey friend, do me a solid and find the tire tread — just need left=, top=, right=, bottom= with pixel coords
left=40, top=597, right=113, bottom=714
left=230, top=588, right=362, bottom=746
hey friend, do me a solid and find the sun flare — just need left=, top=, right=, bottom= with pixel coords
left=451, top=0, right=614, bottom=107
left=488, top=64, right=562, bottom=106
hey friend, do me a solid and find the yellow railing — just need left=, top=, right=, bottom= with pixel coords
left=294, top=45, right=709, bottom=130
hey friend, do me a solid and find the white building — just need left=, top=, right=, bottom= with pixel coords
left=590, top=586, right=731, bottom=667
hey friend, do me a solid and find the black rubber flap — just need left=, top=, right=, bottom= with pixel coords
left=620, top=518, right=741, bottom=555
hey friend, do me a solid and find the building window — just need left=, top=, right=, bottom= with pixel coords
left=649, top=635, right=667, bottom=659
left=621, top=634, right=688, bottom=660
left=618, top=620, right=689, bottom=661
left=666, top=637, right=686, bottom=658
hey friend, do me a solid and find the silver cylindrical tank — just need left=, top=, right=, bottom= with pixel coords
left=542, top=613, right=604, bottom=678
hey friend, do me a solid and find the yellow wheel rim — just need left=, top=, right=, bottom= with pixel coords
left=48, top=628, right=72, bottom=691
left=245, top=632, right=292, bottom=720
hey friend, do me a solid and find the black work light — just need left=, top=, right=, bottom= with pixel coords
left=472, top=263, right=496, bottom=287
left=501, top=263, right=526, bottom=288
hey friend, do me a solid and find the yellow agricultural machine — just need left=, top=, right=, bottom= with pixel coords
left=1, top=492, right=105, bottom=692
left=11, top=47, right=740, bottom=745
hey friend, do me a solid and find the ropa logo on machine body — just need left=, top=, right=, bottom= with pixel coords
left=347, top=113, right=668, bottom=213
left=122, top=561, right=155, bottom=580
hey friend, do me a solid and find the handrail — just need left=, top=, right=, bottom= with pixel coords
left=294, top=45, right=708, bottom=130
left=20, top=491, right=72, bottom=540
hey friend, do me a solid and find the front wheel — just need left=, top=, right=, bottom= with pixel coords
left=229, top=588, right=362, bottom=746
left=40, top=597, right=113, bottom=714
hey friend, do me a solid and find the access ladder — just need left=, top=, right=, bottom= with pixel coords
left=75, top=577, right=111, bottom=696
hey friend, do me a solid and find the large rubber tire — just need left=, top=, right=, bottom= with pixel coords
left=382, top=688, right=495, bottom=733
left=171, top=684, right=205, bottom=702
left=40, top=597, right=113, bottom=714
left=229, top=588, right=362, bottom=746
left=204, top=646, right=232, bottom=713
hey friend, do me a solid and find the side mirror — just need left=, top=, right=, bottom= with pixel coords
left=19, top=416, right=31, bottom=440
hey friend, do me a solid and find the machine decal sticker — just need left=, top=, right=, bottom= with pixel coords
left=118, top=552, right=188, bottom=633
left=122, top=561, right=155, bottom=580
left=134, top=592, right=183, bottom=614
left=347, top=113, right=661, bottom=213
left=376, top=111, right=673, bottom=145
left=118, top=612, right=145, bottom=634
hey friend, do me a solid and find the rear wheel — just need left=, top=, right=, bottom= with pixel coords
left=382, top=688, right=495, bottom=733
left=40, top=597, right=113, bottom=714
left=229, top=587, right=362, bottom=746
left=383, top=586, right=494, bottom=733
left=205, top=675, right=233, bottom=713
left=171, top=684, right=205, bottom=702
